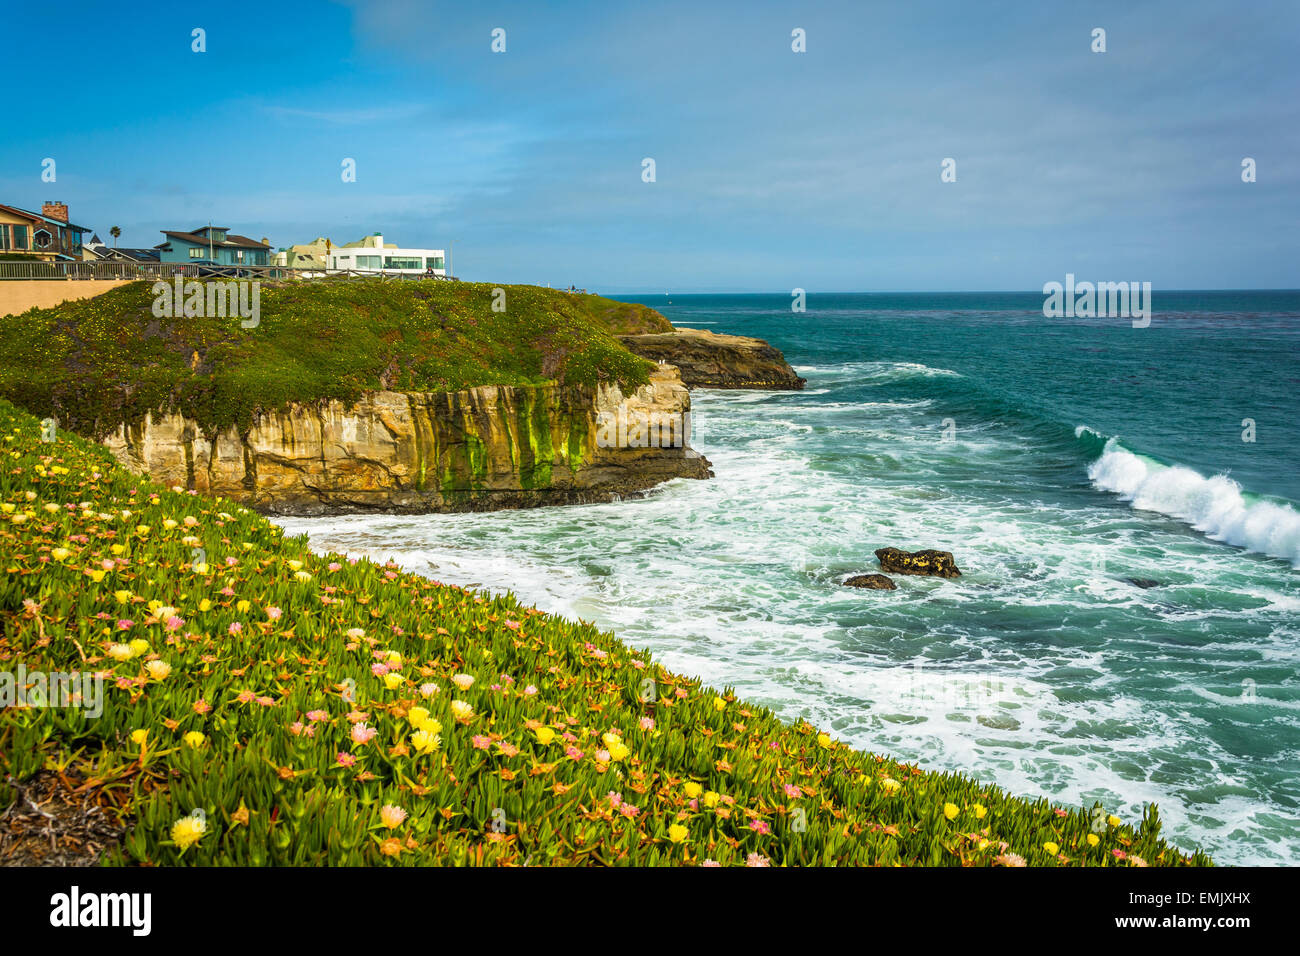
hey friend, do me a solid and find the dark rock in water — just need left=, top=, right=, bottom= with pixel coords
left=617, top=329, right=806, bottom=390
left=1126, top=578, right=1160, bottom=589
left=844, top=573, right=897, bottom=590
left=875, top=547, right=962, bottom=578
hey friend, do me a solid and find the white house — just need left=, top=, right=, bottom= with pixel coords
left=326, top=233, right=445, bottom=276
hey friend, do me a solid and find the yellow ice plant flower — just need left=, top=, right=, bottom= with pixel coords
left=451, top=673, right=475, bottom=690
left=88, top=570, right=106, bottom=583
left=407, top=706, right=430, bottom=727
left=108, top=643, right=132, bottom=661
left=50, top=547, right=70, bottom=561
left=128, top=639, right=150, bottom=657
left=130, top=729, right=149, bottom=746
left=43, top=502, right=59, bottom=513
left=1043, top=842, right=1060, bottom=856
left=410, top=730, right=440, bottom=754
left=608, top=740, right=630, bottom=762
left=973, top=803, right=987, bottom=819
left=383, top=672, right=404, bottom=690
left=145, top=660, right=172, bottom=681
left=667, top=823, right=689, bottom=844
left=386, top=651, right=402, bottom=668
left=193, top=562, right=209, bottom=575
left=450, top=700, right=474, bottom=722
left=1107, top=814, right=1122, bottom=827
left=702, top=791, right=721, bottom=808
left=535, top=726, right=555, bottom=746
left=294, top=571, right=312, bottom=583
left=183, top=731, right=206, bottom=748
left=162, top=519, right=178, bottom=530
left=287, top=559, right=303, bottom=571
left=171, top=814, right=206, bottom=850
left=944, top=802, right=960, bottom=821
left=816, top=733, right=832, bottom=750
left=236, top=599, right=251, bottom=613
left=683, top=782, right=703, bottom=799
left=713, top=697, right=726, bottom=712
left=346, top=627, right=365, bottom=639
left=198, top=599, right=211, bottom=612
left=879, top=778, right=901, bottom=793
left=1087, top=833, right=1100, bottom=847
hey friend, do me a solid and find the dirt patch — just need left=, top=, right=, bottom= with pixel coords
left=0, top=772, right=128, bottom=867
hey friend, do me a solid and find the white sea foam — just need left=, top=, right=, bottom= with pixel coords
left=1084, top=435, right=1300, bottom=568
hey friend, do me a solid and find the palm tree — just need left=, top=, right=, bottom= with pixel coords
left=109, top=226, right=121, bottom=249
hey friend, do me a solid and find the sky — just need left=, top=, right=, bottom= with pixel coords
left=3, top=0, right=1298, bottom=292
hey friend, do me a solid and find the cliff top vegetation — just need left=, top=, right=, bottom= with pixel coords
left=0, top=279, right=671, bottom=437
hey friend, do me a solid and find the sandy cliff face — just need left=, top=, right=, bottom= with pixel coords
left=102, top=365, right=711, bottom=515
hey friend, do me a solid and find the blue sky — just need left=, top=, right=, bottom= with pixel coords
left=4, top=0, right=1297, bottom=292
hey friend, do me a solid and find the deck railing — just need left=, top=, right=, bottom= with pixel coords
left=0, top=261, right=457, bottom=282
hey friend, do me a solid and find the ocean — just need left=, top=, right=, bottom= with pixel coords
left=277, top=291, right=1300, bottom=865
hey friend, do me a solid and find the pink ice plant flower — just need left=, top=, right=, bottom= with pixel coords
left=351, top=723, right=377, bottom=745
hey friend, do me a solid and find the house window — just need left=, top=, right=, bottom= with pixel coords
left=189, top=247, right=203, bottom=258
left=35, top=230, right=51, bottom=249
left=425, top=256, right=444, bottom=270
left=13, top=225, right=28, bottom=249
left=383, top=256, right=421, bottom=270
left=357, top=255, right=380, bottom=269
left=236, top=249, right=244, bottom=261
left=0, top=226, right=8, bottom=250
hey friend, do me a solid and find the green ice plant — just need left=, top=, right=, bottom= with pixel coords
left=0, top=398, right=1211, bottom=866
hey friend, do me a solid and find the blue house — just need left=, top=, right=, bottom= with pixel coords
left=156, top=226, right=270, bottom=267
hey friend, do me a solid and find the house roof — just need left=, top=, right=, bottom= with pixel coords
left=0, top=203, right=92, bottom=233
left=110, top=248, right=161, bottom=262
left=159, top=230, right=269, bottom=250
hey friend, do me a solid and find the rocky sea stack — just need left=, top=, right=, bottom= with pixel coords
left=875, top=547, right=963, bottom=578
left=618, top=329, right=806, bottom=390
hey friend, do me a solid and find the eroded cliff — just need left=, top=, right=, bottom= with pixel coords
left=103, top=365, right=711, bottom=515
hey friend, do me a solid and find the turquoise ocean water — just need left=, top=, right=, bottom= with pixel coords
left=279, top=291, right=1300, bottom=865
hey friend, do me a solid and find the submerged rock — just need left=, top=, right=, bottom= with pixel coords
left=844, top=573, right=897, bottom=590
left=874, top=547, right=962, bottom=578
left=1126, top=578, right=1160, bottom=589
left=842, top=574, right=894, bottom=590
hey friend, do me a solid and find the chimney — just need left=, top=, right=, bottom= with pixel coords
left=42, top=201, right=69, bottom=223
